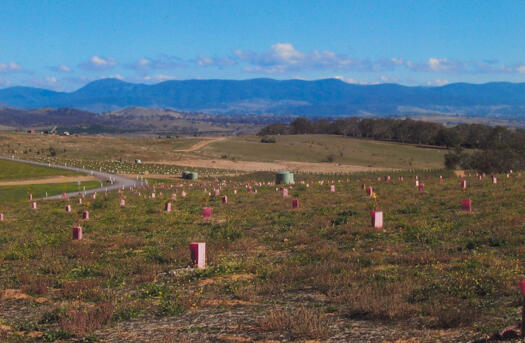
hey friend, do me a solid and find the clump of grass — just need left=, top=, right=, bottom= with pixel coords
left=59, top=302, right=114, bottom=336
left=18, top=272, right=50, bottom=295
left=258, top=306, right=331, bottom=339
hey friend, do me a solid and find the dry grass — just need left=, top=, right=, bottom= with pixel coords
left=259, top=306, right=332, bottom=339
left=59, top=302, right=114, bottom=335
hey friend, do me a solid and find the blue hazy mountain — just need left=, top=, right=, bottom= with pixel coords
left=1, top=78, right=525, bottom=117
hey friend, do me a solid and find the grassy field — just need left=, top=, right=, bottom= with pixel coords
left=0, top=181, right=101, bottom=202
left=199, top=135, right=446, bottom=169
left=0, top=159, right=82, bottom=181
left=0, top=133, right=204, bottom=162
left=0, top=169, right=523, bottom=342
left=0, top=133, right=446, bottom=171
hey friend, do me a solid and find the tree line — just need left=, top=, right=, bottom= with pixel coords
left=258, top=117, right=525, bottom=173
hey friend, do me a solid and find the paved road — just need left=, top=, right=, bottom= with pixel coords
left=0, top=156, right=139, bottom=200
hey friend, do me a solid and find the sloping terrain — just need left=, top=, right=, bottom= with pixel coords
left=1, top=78, right=525, bottom=118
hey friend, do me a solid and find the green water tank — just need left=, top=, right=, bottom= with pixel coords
left=182, top=171, right=198, bottom=180
left=276, top=171, right=294, bottom=184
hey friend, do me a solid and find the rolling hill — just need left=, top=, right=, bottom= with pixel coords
left=1, top=78, right=525, bottom=118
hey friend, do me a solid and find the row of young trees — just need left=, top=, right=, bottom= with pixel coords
left=258, top=117, right=525, bottom=173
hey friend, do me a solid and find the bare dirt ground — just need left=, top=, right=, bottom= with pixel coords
left=155, top=158, right=391, bottom=173
left=0, top=175, right=97, bottom=186
left=174, top=137, right=227, bottom=152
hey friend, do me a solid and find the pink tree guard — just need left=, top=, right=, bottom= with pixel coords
left=72, top=226, right=82, bottom=240
left=415, top=180, right=419, bottom=187
left=120, top=199, right=126, bottom=207
left=171, top=193, right=177, bottom=200
left=202, top=207, right=212, bottom=219
left=165, top=202, right=172, bottom=212
left=371, top=211, right=383, bottom=229
left=282, top=189, right=288, bottom=197
left=399, top=176, right=404, bottom=181
left=82, top=211, right=89, bottom=219
left=31, top=202, right=37, bottom=209
left=66, top=205, right=71, bottom=212
left=366, top=187, right=373, bottom=196
left=222, top=195, right=228, bottom=204
left=92, top=193, right=97, bottom=199
left=362, top=184, right=366, bottom=189
left=62, top=193, right=67, bottom=199
left=28, top=194, right=33, bottom=200
left=215, top=189, right=220, bottom=196
left=234, top=189, right=237, bottom=194
left=330, top=185, right=335, bottom=192
left=461, top=180, right=467, bottom=189
left=78, top=198, right=82, bottom=204
left=190, top=242, right=206, bottom=269
left=181, top=191, right=187, bottom=197
left=418, top=183, right=425, bottom=191
left=0, top=213, right=4, bottom=221
left=492, top=176, right=498, bottom=184
left=462, top=199, right=472, bottom=212
left=151, top=193, right=156, bottom=198
left=292, top=199, right=299, bottom=209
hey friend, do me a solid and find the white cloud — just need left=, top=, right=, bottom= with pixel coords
left=426, top=78, right=449, bottom=86
left=518, top=65, right=525, bottom=74
left=58, top=65, right=71, bottom=72
left=45, top=76, right=57, bottom=84
left=0, top=62, right=23, bottom=73
left=428, top=58, right=445, bottom=71
left=333, top=75, right=377, bottom=85
left=128, top=56, right=185, bottom=72
left=143, top=74, right=177, bottom=82
left=49, top=64, right=72, bottom=73
left=80, top=56, right=118, bottom=70
left=235, top=43, right=355, bottom=73
left=380, top=75, right=399, bottom=83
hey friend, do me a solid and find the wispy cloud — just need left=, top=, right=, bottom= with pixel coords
left=79, top=56, right=118, bottom=71
left=143, top=74, right=177, bottom=82
left=50, top=64, right=72, bottom=73
left=195, top=55, right=236, bottom=68
left=0, top=62, right=24, bottom=73
left=234, top=43, right=358, bottom=73
left=426, top=78, right=450, bottom=86
left=128, top=56, right=185, bottom=72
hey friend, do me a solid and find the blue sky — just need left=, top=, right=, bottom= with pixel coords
left=1, top=0, right=524, bottom=91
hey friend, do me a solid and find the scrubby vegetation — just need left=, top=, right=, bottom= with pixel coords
left=1, top=168, right=525, bottom=341
left=260, top=117, right=525, bottom=173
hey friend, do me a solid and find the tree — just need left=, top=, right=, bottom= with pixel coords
left=436, top=128, right=461, bottom=148
left=290, top=118, right=314, bottom=134
left=257, top=122, right=288, bottom=136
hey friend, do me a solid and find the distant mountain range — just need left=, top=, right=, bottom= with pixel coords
left=2, top=78, right=525, bottom=118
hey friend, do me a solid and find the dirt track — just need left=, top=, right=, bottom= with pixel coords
left=174, top=137, right=226, bottom=152
left=155, top=158, right=391, bottom=173
left=0, top=175, right=97, bottom=186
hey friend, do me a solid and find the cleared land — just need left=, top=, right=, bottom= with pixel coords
left=0, top=175, right=97, bottom=186
left=0, top=167, right=524, bottom=342
left=0, top=181, right=101, bottom=202
left=0, top=133, right=447, bottom=173
left=189, top=135, right=446, bottom=169
left=0, top=133, right=205, bottom=162
left=160, top=158, right=390, bottom=173
left=0, top=159, right=82, bottom=181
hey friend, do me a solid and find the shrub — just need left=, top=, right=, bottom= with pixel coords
left=260, top=136, right=276, bottom=143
